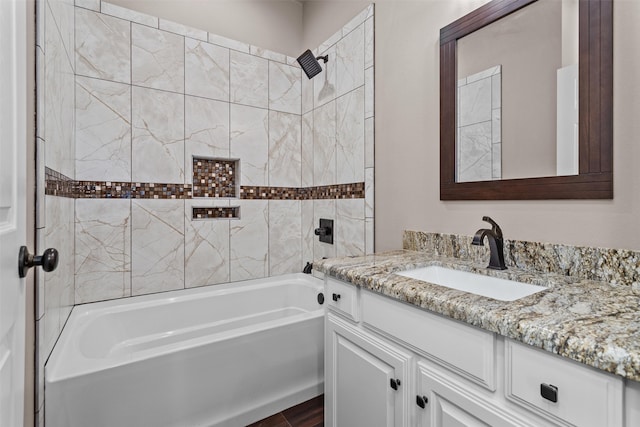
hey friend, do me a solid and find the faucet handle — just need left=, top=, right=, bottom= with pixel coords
left=481, top=216, right=503, bottom=238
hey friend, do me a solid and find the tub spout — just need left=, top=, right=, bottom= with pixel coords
left=303, top=262, right=313, bottom=274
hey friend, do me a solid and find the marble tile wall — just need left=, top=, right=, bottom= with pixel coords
left=307, top=4, right=375, bottom=279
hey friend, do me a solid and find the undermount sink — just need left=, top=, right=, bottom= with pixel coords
left=396, top=266, right=547, bottom=301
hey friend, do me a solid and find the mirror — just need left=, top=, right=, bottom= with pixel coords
left=440, top=0, right=613, bottom=200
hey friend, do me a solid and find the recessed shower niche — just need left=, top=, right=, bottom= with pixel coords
left=192, top=157, right=240, bottom=198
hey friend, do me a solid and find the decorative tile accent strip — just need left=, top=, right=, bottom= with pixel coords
left=46, top=166, right=364, bottom=201
left=403, top=230, right=640, bottom=287
left=240, top=182, right=365, bottom=200
left=192, top=206, right=240, bottom=220
left=192, top=158, right=237, bottom=198
left=45, top=167, right=75, bottom=197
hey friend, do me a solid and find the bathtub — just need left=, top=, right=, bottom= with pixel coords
left=46, top=273, right=325, bottom=427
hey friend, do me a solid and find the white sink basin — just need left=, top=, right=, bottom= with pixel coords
left=396, top=266, right=546, bottom=301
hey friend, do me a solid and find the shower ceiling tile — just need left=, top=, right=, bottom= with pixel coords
left=336, top=24, right=365, bottom=98
left=75, top=199, right=131, bottom=304
left=185, top=38, right=230, bottom=101
left=131, top=199, right=185, bottom=296
left=336, top=86, right=365, bottom=184
left=132, top=86, right=184, bottom=183
left=313, top=101, right=336, bottom=186
left=75, top=8, right=131, bottom=84
left=269, top=111, right=301, bottom=188
left=230, top=200, right=269, bottom=281
left=269, top=200, right=302, bottom=276
left=132, top=24, right=184, bottom=92
left=336, top=199, right=365, bottom=257
left=230, top=104, right=269, bottom=186
left=185, top=96, right=230, bottom=184
left=230, top=51, right=268, bottom=108
left=76, top=76, right=131, bottom=181
left=269, top=61, right=302, bottom=115
left=185, top=200, right=231, bottom=288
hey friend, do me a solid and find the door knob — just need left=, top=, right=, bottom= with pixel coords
left=18, top=246, right=59, bottom=278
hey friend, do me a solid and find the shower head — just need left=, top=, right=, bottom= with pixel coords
left=297, top=49, right=329, bottom=79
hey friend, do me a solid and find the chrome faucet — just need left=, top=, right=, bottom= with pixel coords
left=472, top=216, right=507, bottom=270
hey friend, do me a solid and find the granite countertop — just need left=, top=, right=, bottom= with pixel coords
left=315, top=250, right=640, bottom=382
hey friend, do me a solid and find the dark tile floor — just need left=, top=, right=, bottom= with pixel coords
left=246, top=395, right=324, bottom=427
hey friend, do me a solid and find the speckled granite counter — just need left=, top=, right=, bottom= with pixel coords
left=315, top=250, right=640, bottom=382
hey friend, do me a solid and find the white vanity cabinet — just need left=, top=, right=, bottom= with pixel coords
left=324, top=276, right=632, bottom=427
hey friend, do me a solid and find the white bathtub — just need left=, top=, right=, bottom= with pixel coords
left=46, top=273, right=325, bottom=427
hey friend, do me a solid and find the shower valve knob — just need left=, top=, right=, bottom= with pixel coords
left=18, top=246, right=59, bottom=278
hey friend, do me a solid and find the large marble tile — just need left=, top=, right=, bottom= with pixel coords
left=43, top=196, right=75, bottom=357
left=185, top=96, right=230, bottom=183
left=269, top=61, right=301, bottom=114
left=185, top=38, right=230, bottom=101
left=185, top=200, right=230, bottom=288
left=47, top=0, right=74, bottom=69
left=75, top=0, right=100, bottom=11
left=313, top=45, right=336, bottom=108
left=301, top=112, right=313, bottom=188
left=131, top=200, right=185, bottom=296
left=336, top=86, right=365, bottom=184
left=230, top=104, right=268, bottom=186
left=132, top=86, right=184, bottom=183
left=269, top=201, right=302, bottom=276
left=365, top=168, right=374, bottom=218
left=208, top=32, right=250, bottom=53
left=45, top=6, right=75, bottom=178
left=75, top=199, right=131, bottom=303
left=313, top=101, right=336, bottom=186
left=458, top=76, right=492, bottom=127
left=301, top=200, right=314, bottom=269
left=365, top=17, right=374, bottom=70
left=132, top=24, right=184, bottom=92
left=230, top=51, right=268, bottom=108
left=301, top=70, right=314, bottom=114
left=269, top=111, right=301, bottom=187
left=101, top=1, right=158, bottom=27
left=250, top=46, right=287, bottom=63
left=35, top=228, right=46, bottom=319
left=457, top=121, right=492, bottom=182
left=336, top=25, right=365, bottom=98
left=159, top=19, right=207, bottom=41
left=365, top=117, right=374, bottom=168
left=336, top=199, right=365, bottom=257
left=313, top=200, right=336, bottom=261
left=36, top=46, right=45, bottom=139
left=36, top=138, right=45, bottom=229
left=75, top=7, right=130, bottom=83
left=36, top=0, right=45, bottom=49
left=230, top=200, right=268, bottom=281
left=76, top=76, right=131, bottom=181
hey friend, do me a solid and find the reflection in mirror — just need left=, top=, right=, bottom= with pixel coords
left=457, top=65, right=502, bottom=182
left=455, top=0, right=578, bottom=182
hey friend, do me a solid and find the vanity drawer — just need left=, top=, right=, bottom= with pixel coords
left=361, top=289, right=496, bottom=390
left=326, top=278, right=359, bottom=321
left=505, top=339, right=623, bottom=427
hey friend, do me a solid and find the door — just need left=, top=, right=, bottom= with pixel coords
left=0, top=0, right=28, bottom=425
left=326, top=314, right=411, bottom=427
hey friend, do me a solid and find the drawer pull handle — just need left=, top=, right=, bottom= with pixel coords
left=390, top=378, right=401, bottom=390
left=416, top=395, right=428, bottom=408
left=332, top=293, right=341, bottom=301
left=540, top=383, right=558, bottom=403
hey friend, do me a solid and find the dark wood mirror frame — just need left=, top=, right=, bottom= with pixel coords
left=440, top=0, right=613, bottom=200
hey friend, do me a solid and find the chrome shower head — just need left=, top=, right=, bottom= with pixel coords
left=297, top=49, right=328, bottom=79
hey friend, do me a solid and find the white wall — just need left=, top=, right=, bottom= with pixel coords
left=107, top=0, right=304, bottom=56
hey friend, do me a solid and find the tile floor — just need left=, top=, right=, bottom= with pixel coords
left=247, top=395, right=324, bottom=427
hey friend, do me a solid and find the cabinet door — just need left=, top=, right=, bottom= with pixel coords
left=416, top=361, right=532, bottom=427
left=326, top=314, right=411, bottom=427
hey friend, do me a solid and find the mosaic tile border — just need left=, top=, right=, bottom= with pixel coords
left=192, top=206, right=240, bottom=220
left=403, top=230, right=640, bottom=287
left=45, top=167, right=365, bottom=201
